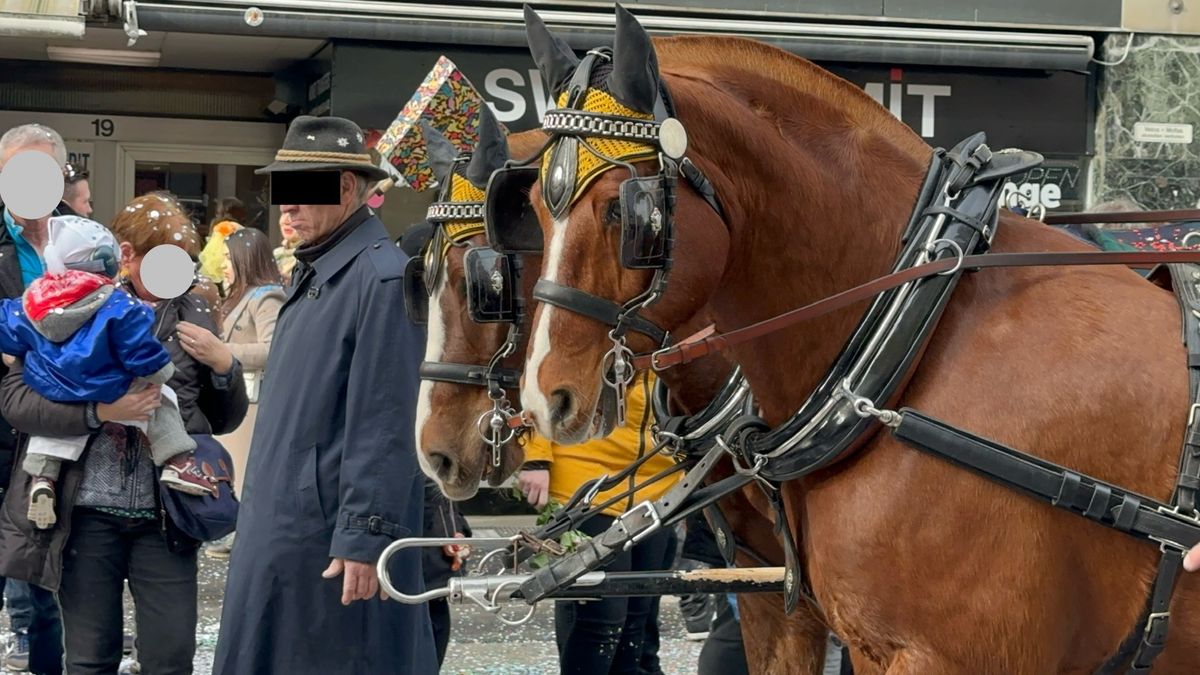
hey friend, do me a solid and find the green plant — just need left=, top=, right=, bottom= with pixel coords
left=527, top=500, right=591, bottom=570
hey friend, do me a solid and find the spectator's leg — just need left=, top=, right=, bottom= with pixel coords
left=612, top=527, right=674, bottom=675
left=554, top=515, right=631, bottom=675
left=7, top=579, right=30, bottom=636
left=145, top=401, right=196, bottom=466
left=429, top=598, right=451, bottom=668
left=637, top=597, right=663, bottom=675
left=58, top=510, right=128, bottom=675
left=126, top=519, right=196, bottom=675
left=25, top=585, right=61, bottom=675
left=637, top=525, right=679, bottom=675
left=698, top=596, right=749, bottom=675
left=20, top=454, right=60, bottom=480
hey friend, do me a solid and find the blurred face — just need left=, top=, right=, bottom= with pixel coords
left=279, top=216, right=298, bottom=242
left=278, top=171, right=361, bottom=244
left=222, top=248, right=234, bottom=286
left=66, top=179, right=92, bottom=218
left=1, top=141, right=61, bottom=230
left=121, top=240, right=190, bottom=302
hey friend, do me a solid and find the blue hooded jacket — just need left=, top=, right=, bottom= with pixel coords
left=0, top=288, right=170, bottom=404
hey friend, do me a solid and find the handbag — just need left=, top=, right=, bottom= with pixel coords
left=158, top=434, right=239, bottom=542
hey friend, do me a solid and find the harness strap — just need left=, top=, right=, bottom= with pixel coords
left=921, top=205, right=992, bottom=242
left=533, top=279, right=670, bottom=346
left=1114, top=261, right=1200, bottom=673
left=519, top=443, right=753, bottom=603
left=639, top=250, right=1200, bottom=372
left=418, top=361, right=522, bottom=390
left=891, top=410, right=1200, bottom=553
left=678, top=158, right=725, bottom=220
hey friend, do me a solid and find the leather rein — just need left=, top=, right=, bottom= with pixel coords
left=637, top=248, right=1200, bottom=372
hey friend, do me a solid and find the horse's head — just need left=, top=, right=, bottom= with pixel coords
left=517, top=6, right=730, bottom=443
left=413, top=112, right=547, bottom=499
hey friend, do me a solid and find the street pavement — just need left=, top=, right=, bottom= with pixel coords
left=0, top=514, right=705, bottom=674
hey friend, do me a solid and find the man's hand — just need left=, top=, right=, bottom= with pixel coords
left=321, top=557, right=387, bottom=605
left=97, top=384, right=162, bottom=423
left=517, top=469, right=550, bottom=509
left=1186, top=544, right=1200, bottom=573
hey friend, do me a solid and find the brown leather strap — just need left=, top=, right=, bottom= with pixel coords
left=1043, top=209, right=1200, bottom=225
left=636, top=251, right=1200, bottom=371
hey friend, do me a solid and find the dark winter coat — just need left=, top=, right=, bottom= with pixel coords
left=0, top=215, right=31, bottom=493
left=0, top=287, right=248, bottom=591
left=213, top=208, right=437, bottom=675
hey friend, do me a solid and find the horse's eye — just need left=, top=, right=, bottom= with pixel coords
left=604, top=199, right=621, bottom=225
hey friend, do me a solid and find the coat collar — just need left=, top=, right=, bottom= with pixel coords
left=307, top=208, right=385, bottom=287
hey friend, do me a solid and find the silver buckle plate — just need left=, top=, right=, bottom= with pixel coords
left=617, top=501, right=662, bottom=550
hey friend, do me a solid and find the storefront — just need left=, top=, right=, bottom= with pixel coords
left=320, top=41, right=1095, bottom=233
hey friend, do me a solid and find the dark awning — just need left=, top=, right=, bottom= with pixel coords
left=130, top=1, right=1095, bottom=71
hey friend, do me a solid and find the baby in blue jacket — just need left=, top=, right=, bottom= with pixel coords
left=0, top=216, right=214, bottom=530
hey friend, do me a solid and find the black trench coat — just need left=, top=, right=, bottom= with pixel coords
left=213, top=209, right=436, bottom=675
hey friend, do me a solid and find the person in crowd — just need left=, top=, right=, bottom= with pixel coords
left=0, top=215, right=209, bottom=531
left=199, top=220, right=242, bottom=288
left=213, top=116, right=435, bottom=674
left=0, top=191, right=248, bottom=675
left=422, top=478, right=471, bottom=667
left=273, top=212, right=301, bottom=283
left=517, top=372, right=678, bottom=675
left=678, top=513, right=749, bottom=675
left=210, top=197, right=246, bottom=226
left=60, top=163, right=92, bottom=219
left=203, top=227, right=284, bottom=560
left=0, top=122, right=71, bottom=675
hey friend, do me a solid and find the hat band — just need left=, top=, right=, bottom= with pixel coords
left=273, top=149, right=374, bottom=165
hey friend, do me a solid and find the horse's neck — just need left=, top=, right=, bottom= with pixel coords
left=677, top=76, right=928, bottom=424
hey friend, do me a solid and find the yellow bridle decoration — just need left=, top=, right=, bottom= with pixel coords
left=435, top=173, right=487, bottom=261
left=540, top=89, right=657, bottom=209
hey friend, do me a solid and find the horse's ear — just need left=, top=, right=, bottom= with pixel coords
left=465, top=105, right=509, bottom=190
left=525, top=4, right=579, bottom=97
left=608, top=4, right=659, bottom=115
left=421, top=120, right=460, bottom=184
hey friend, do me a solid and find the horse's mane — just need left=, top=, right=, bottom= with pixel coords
left=654, top=36, right=929, bottom=161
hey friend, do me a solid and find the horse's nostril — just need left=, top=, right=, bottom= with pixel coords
left=427, top=452, right=454, bottom=480
left=549, top=389, right=574, bottom=425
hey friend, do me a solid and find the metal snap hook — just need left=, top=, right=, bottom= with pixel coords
left=490, top=579, right=538, bottom=626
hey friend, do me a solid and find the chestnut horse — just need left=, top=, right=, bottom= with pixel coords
left=413, top=127, right=833, bottom=671
left=515, top=7, right=1199, bottom=674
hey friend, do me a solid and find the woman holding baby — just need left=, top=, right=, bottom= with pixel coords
left=0, top=193, right=248, bottom=675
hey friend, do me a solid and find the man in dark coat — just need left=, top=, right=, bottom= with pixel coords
left=213, top=116, right=436, bottom=674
